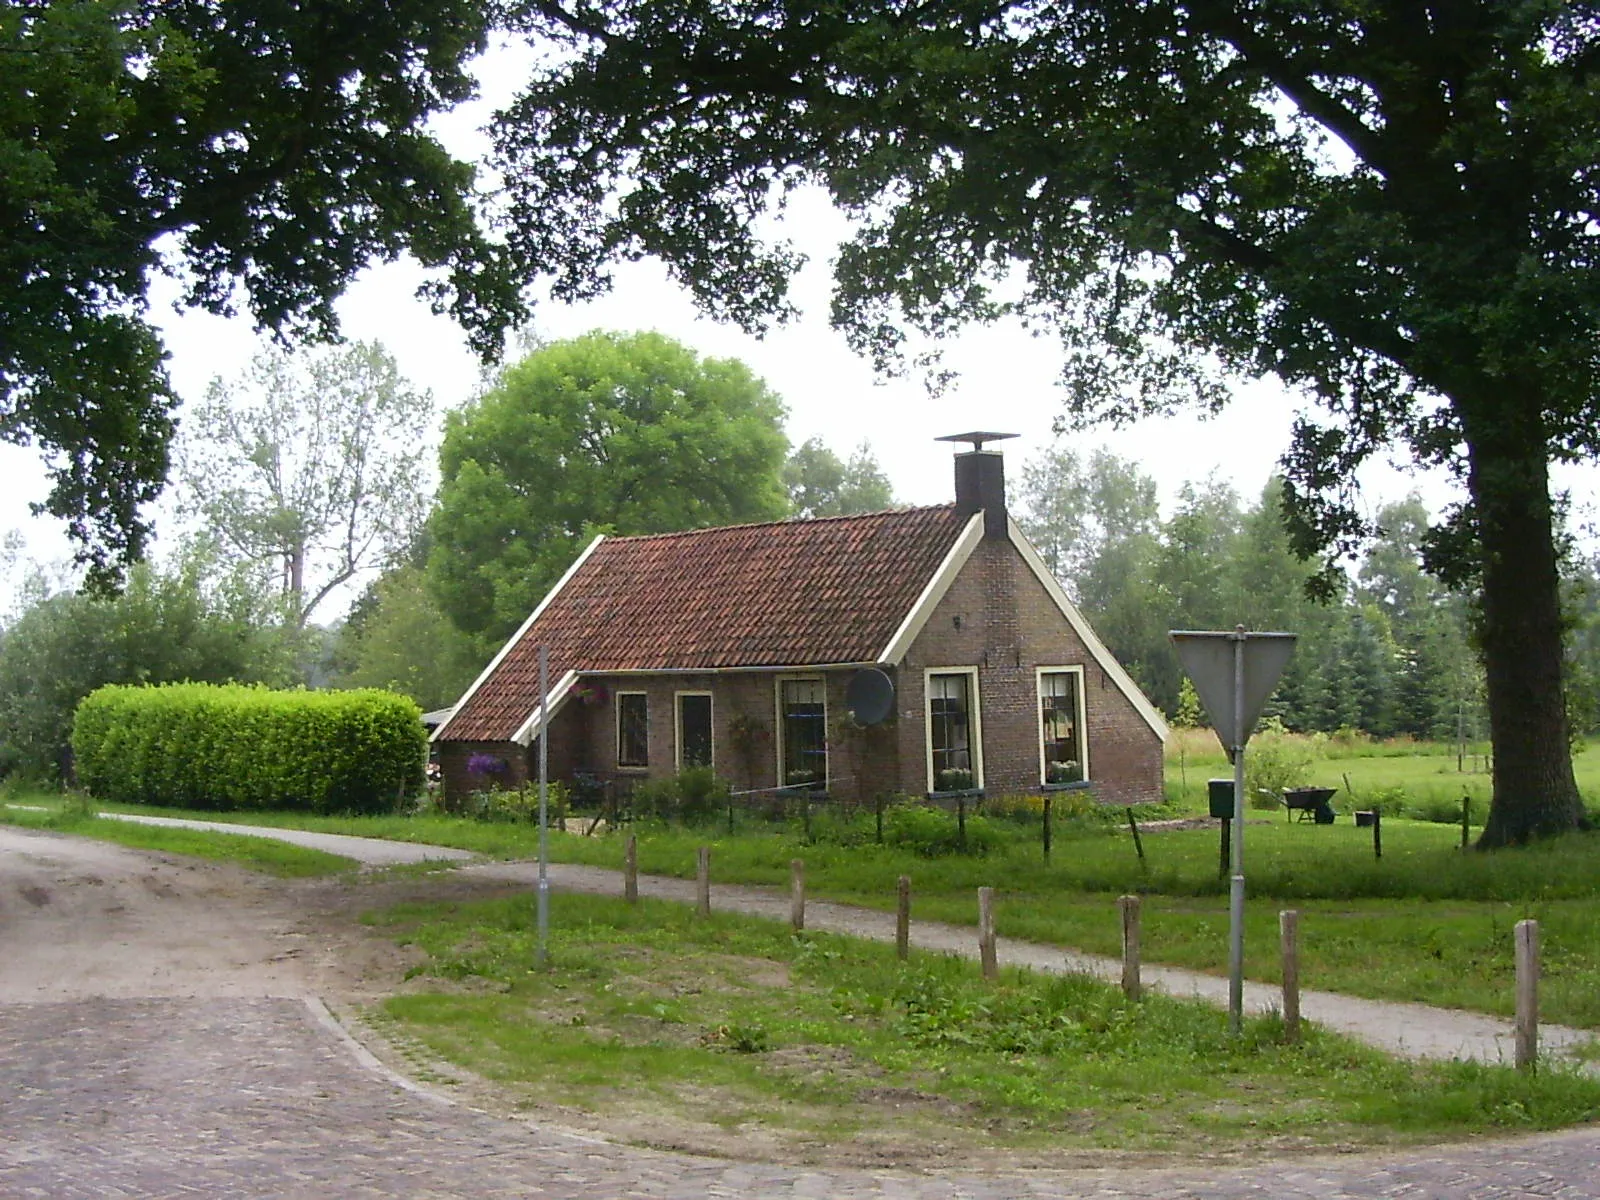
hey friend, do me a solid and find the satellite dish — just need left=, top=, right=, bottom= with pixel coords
left=846, top=668, right=896, bottom=725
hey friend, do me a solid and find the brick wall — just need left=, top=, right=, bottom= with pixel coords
left=438, top=534, right=1161, bottom=809
left=551, top=672, right=901, bottom=808
left=437, top=704, right=587, bottom=807
left=898, top=539, right=1164, bottom=806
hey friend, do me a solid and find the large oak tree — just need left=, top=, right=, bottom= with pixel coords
left=2, top=0, right=520, bottom=578
left=488, top=1, right=1600, bottom=845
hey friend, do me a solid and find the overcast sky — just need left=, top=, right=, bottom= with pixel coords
left=8, top=36, right=1589, bottom=615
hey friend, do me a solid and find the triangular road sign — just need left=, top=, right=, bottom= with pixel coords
left=1170, top=630, right=1297, bottom=749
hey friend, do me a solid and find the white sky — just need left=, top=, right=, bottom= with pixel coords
left=5, top=37, right=1592, bottom=615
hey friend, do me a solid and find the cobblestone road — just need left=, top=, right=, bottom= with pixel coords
left=4, top=995, right=1600, bottom=1199
left=5, top=819, right=1600, bottom=1198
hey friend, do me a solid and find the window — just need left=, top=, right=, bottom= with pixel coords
left=926, top=668, right=982, bottom=792
left=616, top=692, right=648, bottom=767
left=777, top=677, right=827, bottom=789
left=676, top=692, right=713, bottom=769
left=1039, top=668, right=1087, bottom=785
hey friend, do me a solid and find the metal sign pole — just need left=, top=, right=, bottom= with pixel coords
left=1228, top=629, right=1246, bottom=1035
left=1169, top=627, right=1296, bottom=1039
left=537, top=644, right=550, bottom=968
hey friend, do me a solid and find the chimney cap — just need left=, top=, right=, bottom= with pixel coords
left=936, top=431, right=1018, bottom=453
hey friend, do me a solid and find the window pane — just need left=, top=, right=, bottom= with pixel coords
left=618, top=693, right=648, bottom=767
left=679, top=694, right=712, bottom=768
left=929, top=672, right=971, bottom=780
left=781, top=679, right=827, bottom=787
left=1040, top=671, right=1084, bottom=783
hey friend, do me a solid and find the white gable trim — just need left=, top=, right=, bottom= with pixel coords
left=1007, top=517, right=1171, bottom=742
left=511, top=670, right=580, bottom=747
left=433, top=534, right=608, bottom=743
left=878, top=511, right=985, bottom=664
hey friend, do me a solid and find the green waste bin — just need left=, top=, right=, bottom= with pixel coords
left=1208, top=778, right=1235, bottom=820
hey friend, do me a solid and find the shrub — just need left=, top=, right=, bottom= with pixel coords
left=461, top=782, right=570, bottom=824
left=883, top=800, right=1002, bottom=856
left=1407, top=792, right=1471, bottom=824
left=1353, top=784, right=1412, bottom=817
left=1244, top=719, right=1315, bottom=809
left=627, top=768, right=731, bottom=823
left=71, top=683, right=425, bottom=814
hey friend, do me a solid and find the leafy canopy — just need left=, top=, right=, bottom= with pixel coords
left=490, top=0, right=1599, bottom=568
left=178, top=340, right=434, bottom=627
left=2, top=0, right=521, bottom=577
left=427, top=330, right=790, bottom=642
left=785, top=437, right=895, bottom=518
left=488, top=1, right=1600, bottom=841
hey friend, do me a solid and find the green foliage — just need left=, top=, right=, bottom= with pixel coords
left=178, top=341, right=434, bottom=627
left=427, top=331, right=790, bottom=642
left=0, top=559, right=302, bottom=781
left=882, top=801, right=1001, bottom=857
left=1244, top=720, right=1316, bottom=810
left=629, top=767, right=733, bottom=823
left=783, top=437, right=894, bottom=517
left=71, top=683, right=425, bottom=814
left=490, top=0, right=1599, bottom=839
left=453, top=782, right=570, bottom=825
left=1175, top=679, right=1204, bottom=729
left=1, top=0, right=519, bottom=576
left=375, top=891, right=1600, bottom=1148
left=331, top=566, right=482, bottom=711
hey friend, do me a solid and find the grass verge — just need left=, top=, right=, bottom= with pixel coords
left=60, top=791, right=1600, bottom=1027
left=366, top=890, right=1600, bottom=1163
left=0, top=799, right=357, bottom=877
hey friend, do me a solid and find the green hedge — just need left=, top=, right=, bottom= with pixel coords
left=71, top=683, right=426, bottom=814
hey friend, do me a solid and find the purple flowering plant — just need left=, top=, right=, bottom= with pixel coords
left=466, top=752, right=508, bottom=777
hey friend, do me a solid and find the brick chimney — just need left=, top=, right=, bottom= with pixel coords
left=938, top=431, right=1017, bottom=538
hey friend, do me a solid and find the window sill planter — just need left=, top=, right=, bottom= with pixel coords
left=926, top=787, right=985, bottom=802
left=1040, top=780, right=1092, bottom=793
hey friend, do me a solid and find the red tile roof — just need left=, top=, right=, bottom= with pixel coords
left=437, top=505, right=970, bottom=742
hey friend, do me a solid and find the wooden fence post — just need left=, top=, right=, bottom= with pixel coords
left=696, top=846, right=711, bottom=917
left=1280, top=909, right=1300, bottom=1044
left=1118, top=894, right=1142, bottom=1001
left=896, top=875, right=911, bottom=960
left=790, top=858, right=805, bottom=931
left=1516, top=918, right=1539, bottom=1072
left=624, top=835, right=638, bottom=904
left=978, top=886, right=998, bottom=980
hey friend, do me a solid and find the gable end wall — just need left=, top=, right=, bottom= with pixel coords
left=897, top=538, right=1163, bottom=805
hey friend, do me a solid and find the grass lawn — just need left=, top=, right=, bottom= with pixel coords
left=21, top=734, right=1600, bottom=1028
left=364, top=889, right=1600, bottom=1160
left=50, top=788, right=1600, bottom=1029
left=1165, top=731, right=1600, bottom=817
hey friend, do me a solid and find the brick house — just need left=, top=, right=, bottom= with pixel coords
left=433, top=435, right=1167, bottom=807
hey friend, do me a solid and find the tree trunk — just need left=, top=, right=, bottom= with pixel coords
left=1465, top=409, right=1584, bottom=847
left=288, top=543, right=307, bottom=627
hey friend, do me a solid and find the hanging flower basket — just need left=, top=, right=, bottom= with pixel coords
left=575, top=682, right=609, bottom=707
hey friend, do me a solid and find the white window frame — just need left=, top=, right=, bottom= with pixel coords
left=774, top=674, right=829, bottom=791
left=1036, top=666, right=1089, bottom=786
left=674, top=690, right=715, bottom=771
left=924, top=666, right=983, bottom=792
left=615, top=691, right=649, bottom=769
